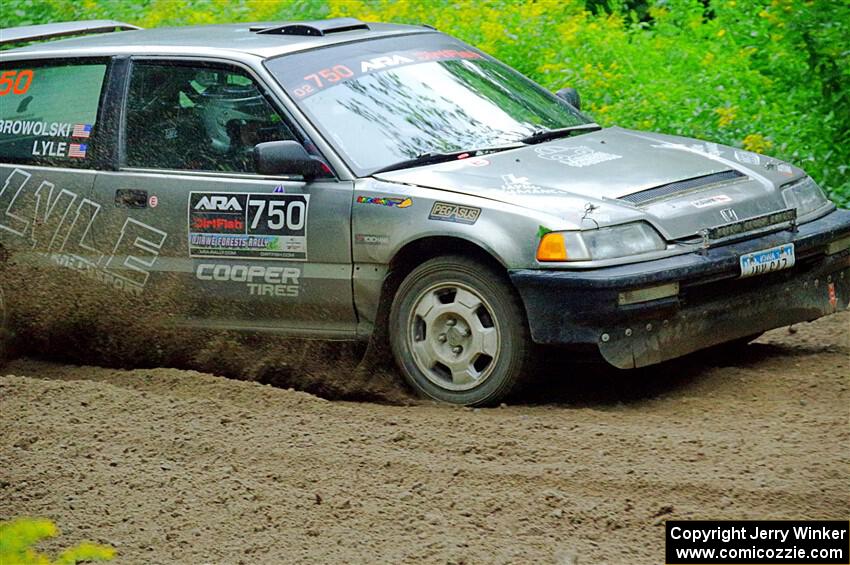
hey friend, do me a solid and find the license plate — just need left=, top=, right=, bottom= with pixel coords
left=739, top=243, right=795, bottom=278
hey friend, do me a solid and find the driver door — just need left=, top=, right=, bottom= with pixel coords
left=91, top=58, right=356, bottom=336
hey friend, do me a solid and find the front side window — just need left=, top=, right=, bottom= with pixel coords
left=0, top=61, right=106, bottom=166
left=265, top=34, right=591, bottom=175
left=124, top=62, right=299, bottom=173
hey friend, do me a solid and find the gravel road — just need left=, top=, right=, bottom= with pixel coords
left=2, top=312, right=848, bottom=564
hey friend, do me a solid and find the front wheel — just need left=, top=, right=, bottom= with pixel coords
left=389, top=256, right=532, bottom=406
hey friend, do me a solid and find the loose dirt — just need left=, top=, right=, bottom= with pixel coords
left=1, top=312, right=848, bottom=564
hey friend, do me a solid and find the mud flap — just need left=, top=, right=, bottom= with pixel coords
left=598, top=266, right=850, bottom=369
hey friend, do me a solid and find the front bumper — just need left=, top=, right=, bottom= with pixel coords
left=510, top=209, right=850, bottom=369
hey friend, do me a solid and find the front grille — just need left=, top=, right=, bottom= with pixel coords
left=619, top=170, right=746, bottom=206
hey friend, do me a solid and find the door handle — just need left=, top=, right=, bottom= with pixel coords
left=115, top=189, right=148, bottom=208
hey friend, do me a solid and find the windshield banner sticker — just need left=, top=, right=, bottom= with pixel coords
left=286, top=47, right=484, bottom=99
left=188, top=192, right=309, bottom=261
left=534, top=145, right=622, bottom=167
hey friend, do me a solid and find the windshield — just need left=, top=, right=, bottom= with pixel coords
left=265, top=34, right=591, bottom=175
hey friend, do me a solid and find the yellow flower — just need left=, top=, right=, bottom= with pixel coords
left=714, top=106, right=738, bottom=127
left=743, top=134, right=774, bottom=154
left=717, top=28, right=726, bottom=38
left=0, top=517, right=115, bottom=564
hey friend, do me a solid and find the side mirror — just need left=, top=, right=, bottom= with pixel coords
left=254, top=140, right=326, bottom=179
left=555, top=87, right=581, bottom=111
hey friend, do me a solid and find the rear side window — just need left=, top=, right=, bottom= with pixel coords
left=124, top=62, right=299, bottom=173
left=0, top=62, right=107, bottom=166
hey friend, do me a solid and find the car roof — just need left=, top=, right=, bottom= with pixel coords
left=1, top=20, right=436, bottom=60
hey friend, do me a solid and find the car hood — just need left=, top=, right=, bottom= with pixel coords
left=373, top=126, right=803, bottom=239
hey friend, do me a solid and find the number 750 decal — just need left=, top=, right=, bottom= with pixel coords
left=247, top=196, right=306, bottom=233
left=188, top=192, right=309, bottom=261
left=0, top=70, right=34, bottom=96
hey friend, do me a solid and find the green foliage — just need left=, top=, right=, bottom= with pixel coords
left=0, top=517, right=115, bottom=564
left=1, top=0, right=848, bottom=205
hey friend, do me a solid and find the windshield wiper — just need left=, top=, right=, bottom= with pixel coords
left=371, top=144, right=523, bottom=175
left=518, top=123, right=602, bottom=145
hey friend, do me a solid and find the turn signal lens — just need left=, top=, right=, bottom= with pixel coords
left=537, top=232, right=568, bottom=262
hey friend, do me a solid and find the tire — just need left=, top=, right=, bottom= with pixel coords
left=389, top=255, right=532, bottom=406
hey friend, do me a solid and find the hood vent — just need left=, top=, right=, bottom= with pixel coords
left=619, top=170, right=746, bottom=206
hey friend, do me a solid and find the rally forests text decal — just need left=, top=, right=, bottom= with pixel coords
left=188, top=192, right=309, bottom=261
left=0, top=168, right=166, bottom=296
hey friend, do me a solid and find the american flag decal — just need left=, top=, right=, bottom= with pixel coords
left=68, top=143, right=87, bottom=158
left=72, top=123, right=92, bottom=138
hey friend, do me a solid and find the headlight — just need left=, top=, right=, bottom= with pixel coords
left=537, top=222, right=666, bottom=262
left=782, top=176, right=829, bottom=217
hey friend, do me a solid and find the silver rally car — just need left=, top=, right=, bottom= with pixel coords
left=1, top=18, right=848, bottom=405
